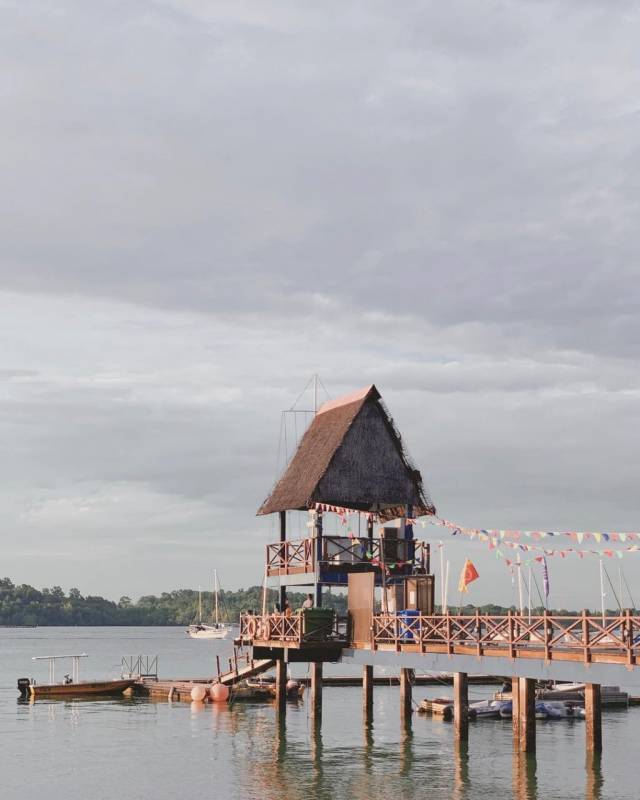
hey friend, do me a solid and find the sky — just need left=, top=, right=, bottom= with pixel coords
left=1, top=0, right=640, bottom=608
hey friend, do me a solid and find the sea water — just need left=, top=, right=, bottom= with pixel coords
left=0, top=627, right=636, bottom=800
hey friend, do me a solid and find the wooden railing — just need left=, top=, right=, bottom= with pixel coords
left=370, top=611, right=640, bottom=665
left=240, top=612, right=349, bottom=646
left=265, top=536, right=429, bottom=576
left=266, top=539, right=314, bottom=575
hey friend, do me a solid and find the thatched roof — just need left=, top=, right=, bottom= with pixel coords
left=257, top=384, right=435, bottom=519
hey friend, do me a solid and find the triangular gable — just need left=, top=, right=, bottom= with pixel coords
left=257, top=385, right=435, bottom=518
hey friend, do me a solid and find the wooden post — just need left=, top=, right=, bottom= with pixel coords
left=279, top=511, right=287, bottom=611
left=511, top=676, right=520, bottom=743
left=453, top=671, right=469, bottom=742
left=400, top=668, right=412, bottom=725
left=314, top=510, right=323, bottom=607
left=518, top=677, right=536, bottom=753
left=309, top=510, right=323, bottom=722
left=275, top=657, right=287, bottom=716
left=363, top=664, right=373, bottom=720
left=585, top=683, right=602, bottom=753
left=310, top=661, right=323, bottom=720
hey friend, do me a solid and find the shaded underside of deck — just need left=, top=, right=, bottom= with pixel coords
left=340, top=645, right=640, bottom=689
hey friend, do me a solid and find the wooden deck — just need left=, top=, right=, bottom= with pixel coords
left=136, top=657, right=276, bottom=702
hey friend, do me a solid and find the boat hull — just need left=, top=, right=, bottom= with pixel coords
left=187, top=626, right=231, bottom=640
left=29, top=679, right=136, bottom=698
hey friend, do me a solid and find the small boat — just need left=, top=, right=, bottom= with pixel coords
left=18, top=654, right=136, bottom=700
left=245, top=675, right=304, bottom=700
left=417, top=697, right=454, bottom=720
left=469, top=699, right=506, bottom=719
left=26, top=679, right=136, bottom=699
left=229, top=677, right=303, bottom=703
left=187, top=571, right=233, bottom=640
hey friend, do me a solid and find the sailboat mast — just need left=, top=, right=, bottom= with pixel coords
left=198, top=586, right=202, bottom=624
left=214, top=570, right=219, bottom=625
left=313, top=374, right=318, bottom=415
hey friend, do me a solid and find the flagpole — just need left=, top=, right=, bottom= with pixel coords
left=444, top=560, right=450, bottom=615
left=599, top=558, right=606, bottom=624
left=440, top=541, right=445, bottom=613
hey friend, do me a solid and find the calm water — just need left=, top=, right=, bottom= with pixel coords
left=0, top=627, right=636, bottom=799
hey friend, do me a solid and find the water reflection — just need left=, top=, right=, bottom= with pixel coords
left=452, top=740, right=469, bottom=800
left=585, top=753, right=603, bottom=800
left=512, top=753, right=537, bottom=800
left=399, top=723, right=413, bottom=778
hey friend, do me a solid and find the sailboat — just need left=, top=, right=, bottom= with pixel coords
left=187, top=571, right=232, bottom=639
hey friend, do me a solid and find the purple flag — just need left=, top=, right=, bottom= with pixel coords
left=542, top=557, right=550, bottom=598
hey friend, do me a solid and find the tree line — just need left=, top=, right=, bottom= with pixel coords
left=0, top=577, right=597, bottom=626
left=0, top=578, right=347, bottom=626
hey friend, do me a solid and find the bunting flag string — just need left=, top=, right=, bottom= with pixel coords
left=420, top=516, right=639, bottom=544
left=421, top=517, right=640, bottom=561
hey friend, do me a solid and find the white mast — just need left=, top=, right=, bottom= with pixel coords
left=198, top=585, right=202, bottom=624
left=313, top=373, right=318, bottom=415
left=214, top=570, right=219, bottom=626
left=527, top=566, right=532, bottom=622
left=517, top=554, right=524, bottom=616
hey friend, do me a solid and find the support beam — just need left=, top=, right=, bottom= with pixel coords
left=453, top=671, right=469, bottom=742
left=275, top=658, right=287, bottom=716
left=400, top=668, right=412, bottom=726
left=518, top=677, right=536, bottom=753
left=310, top=661, right=323, bottom=721
left=511, top=676, right=520, bottom=744
left=279, top=511, right=287, bottom=610
left=363, top=664, right=373, bottom=720
left=585, top=683, right=602, bottom=754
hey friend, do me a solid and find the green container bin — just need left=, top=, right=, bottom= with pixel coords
left=301, top=608, right=335, bottom=640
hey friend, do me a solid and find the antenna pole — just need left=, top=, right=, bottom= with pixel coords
left=313, top=374, right=318, bottom=415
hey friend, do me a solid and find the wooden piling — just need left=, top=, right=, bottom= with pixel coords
left=453, top=671, right=469, bottom=742
left=518, top=677, right=536, bottom=753
left=585, top=683, right=602, bottom=753
left=311, top=661, right=323, bottom=720
left=511, top=676, right=520, bottom=743
left=363, top=664, right=373, bottom=719
left=275, top=658, right=287, bottom=716
left=400, top=668, right=412, bottom=725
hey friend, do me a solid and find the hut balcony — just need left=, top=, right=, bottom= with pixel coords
left=239, top=610, right=349, bottom=661
left=264, top=536, right=430, bottom=588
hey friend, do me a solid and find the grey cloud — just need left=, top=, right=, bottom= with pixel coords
left=1, top=2, right=639, bottom=604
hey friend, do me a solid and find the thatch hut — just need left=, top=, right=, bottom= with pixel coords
left=258, top=385, right=435, bottom=521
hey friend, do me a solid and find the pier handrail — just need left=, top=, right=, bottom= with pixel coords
left=370, top=611, right=640, bottom=665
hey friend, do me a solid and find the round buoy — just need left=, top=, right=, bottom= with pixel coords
left=191, top=684, right=207, bottom=702
left=210, top=683, right=230, bottom=703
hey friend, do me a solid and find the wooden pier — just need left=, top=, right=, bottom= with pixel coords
left=242, top=383, right=640, bottom=761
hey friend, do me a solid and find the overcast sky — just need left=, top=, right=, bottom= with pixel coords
left=2, top=0, right=640, bottom=608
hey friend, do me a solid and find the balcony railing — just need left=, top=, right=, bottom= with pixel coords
left=240, top=612, right=349, bottom=646
left=370, top=611, right=640, bottom=665
left=265, top=536, right=429, bottom=576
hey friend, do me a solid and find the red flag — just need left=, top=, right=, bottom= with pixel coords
left=457, top=559, right=480, bottom=593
